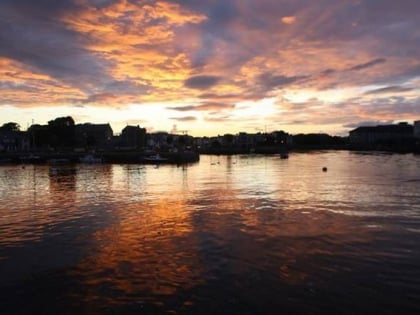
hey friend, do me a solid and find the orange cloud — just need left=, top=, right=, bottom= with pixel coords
left=0, top=57, right=85, bottom=107
left=1, top=0, right=419, bottom=135
left=61, top=0, right=207, bottom=102
left=281, top=16, right=296, bottom=24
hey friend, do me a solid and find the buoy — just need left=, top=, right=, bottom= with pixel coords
left=322, top=167, right=327, bottom=172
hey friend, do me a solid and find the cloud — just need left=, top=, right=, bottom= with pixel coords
left=204, top=115, right=232, bottom=122
left=319, top=69, right=336, bottom=76
left=0, top=1, right=110, bottom=89
left=364, top=86, right=413, bottom=95
left=168, top=102, right=235, bottom=112
left=348, top=58, right=387, bottom=71
left=184, top=75, right=222, bottom=89
left=258, top=73, right=310, bottom=90
left=167, top=105, right=196, bottom=112
left=199, top=93, right=241, bottom=100
left=1, top=0, right=420, bottom=135
left=281, top=16, right=296, bottom=25
left=359, top=96, right=420, bottom=117
left=170, top=116, right=197, bottom=122
left=81, top=93, right=116, bottom=104
left=0, top=0, right=80, bottom=18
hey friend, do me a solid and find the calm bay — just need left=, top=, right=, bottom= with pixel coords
left=1, top=151, right=420, bottom=314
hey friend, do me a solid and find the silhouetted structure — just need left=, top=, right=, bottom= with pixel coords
left=349, top=122, right=415, bottom=151
left=197, top=131, right=295, bottom=154
left=2, top=115, right=420, bottom=160
left=349, top=123, right=413, bottom=145
left=48, top=116, right=76, bottom=150
left=120, top=125, right=146, bottom=149
left=75, top=123, right=113, bottom=150
left=292, top=133, right=346, bottom=149
left=0, top=130, right=30, bottom=152
left=414, top=121, right=420, bottom=138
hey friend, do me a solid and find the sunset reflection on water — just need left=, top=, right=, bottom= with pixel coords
left=1, top=152, right=420, bottom=314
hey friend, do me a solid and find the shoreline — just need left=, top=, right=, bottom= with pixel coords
left=0, top=150, right=200, bottom=165
left=1, top=146, right=419, bottom=165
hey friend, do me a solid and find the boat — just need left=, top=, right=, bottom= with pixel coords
left=143, top=154, right=169, bottom=163
left=79, top=154, right=102, bottom=163
left=280, top=152, right=289, bottom=159
left=279, top=145, right=289, bottom=159
left=20, top=154, right=41, bottom=163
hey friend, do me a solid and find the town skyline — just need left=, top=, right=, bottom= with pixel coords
left=1, top=0, right=419, bottom=136
left=0, top=115, right=420, bottom=138
left=1, top=115, right=419, bottom=138
left=1, top=116, right=419, bottom=157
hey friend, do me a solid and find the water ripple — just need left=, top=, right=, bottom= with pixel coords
left=0, top=153, right=420, bottom=314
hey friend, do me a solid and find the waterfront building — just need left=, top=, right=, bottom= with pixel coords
left=147, top=132, right=170, bottom=150
left=414, top=120, right=420, bottom=138
left=120, top=125, right=146, bottom=149
left=349, top=123, right=414, bottom=146
left=75, top=123, right=113, bottom=150
left=0, top=130, right=30, bottom=152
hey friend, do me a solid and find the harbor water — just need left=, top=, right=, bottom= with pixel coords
left=1, top=151, right=420, bottom=314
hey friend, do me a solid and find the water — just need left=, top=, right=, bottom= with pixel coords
left=0, top=151, right=420, bottom=314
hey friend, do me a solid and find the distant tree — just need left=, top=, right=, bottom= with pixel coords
left=293, top=133, right=347, bottom=147
left=28, top=124, right=50, bottom=149
left=47, top=116, right=76, bottom=149
left=223, top=134, right=234, bottom=146
left=263, top=134, right=275, bottom=146
left=211, top=139, right=221, bottom=148
left=0, top=122, right=20, bottom=132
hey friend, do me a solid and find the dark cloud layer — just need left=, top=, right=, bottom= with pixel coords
left=170, top=116, right=197, bottom=122
left=0, top=0, right=110, bottom=90
left=364, top=86, right=413, bottom=95
left=1, top=0, right=419, bottom=134
left=168, top=103, right=235, bottom=112
left=258, top=73, right=310, bottom=89
left=184, top=75, right=222, bottom=90
left=348, top=58, right=387, bottom=71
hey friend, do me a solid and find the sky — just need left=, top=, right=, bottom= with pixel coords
left=0, top=0, right=419, bottom=136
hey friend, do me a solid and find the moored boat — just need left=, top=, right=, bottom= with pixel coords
left=143, top=154, right=168, bottom=163
left=79, top=154, right=102, bottom=163
left=280, top=152, right=289, bottom=159
left=20, top=154, right=42, bottom=163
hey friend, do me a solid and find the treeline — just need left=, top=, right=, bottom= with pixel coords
left=26, top=117, right=77, bottom=149
left=0, top=117, right=89, bottom=152
left=292, top=133, right=348, bottom=148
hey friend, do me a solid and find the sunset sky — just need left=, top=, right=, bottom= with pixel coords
left=0, top=0, right=419, bottom=136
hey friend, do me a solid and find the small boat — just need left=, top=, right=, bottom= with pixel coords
left=280, top=152, right=289, bottom=159
left=79, top=154, right=102, bottom=163
left=143, top=154, right=169, bottom=163
left=279, top=145, right=289, bottom=159
left=20, top=154, right=41, bottom=163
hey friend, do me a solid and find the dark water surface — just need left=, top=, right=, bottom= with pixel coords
left=1, top=152, right=420, bottom=314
